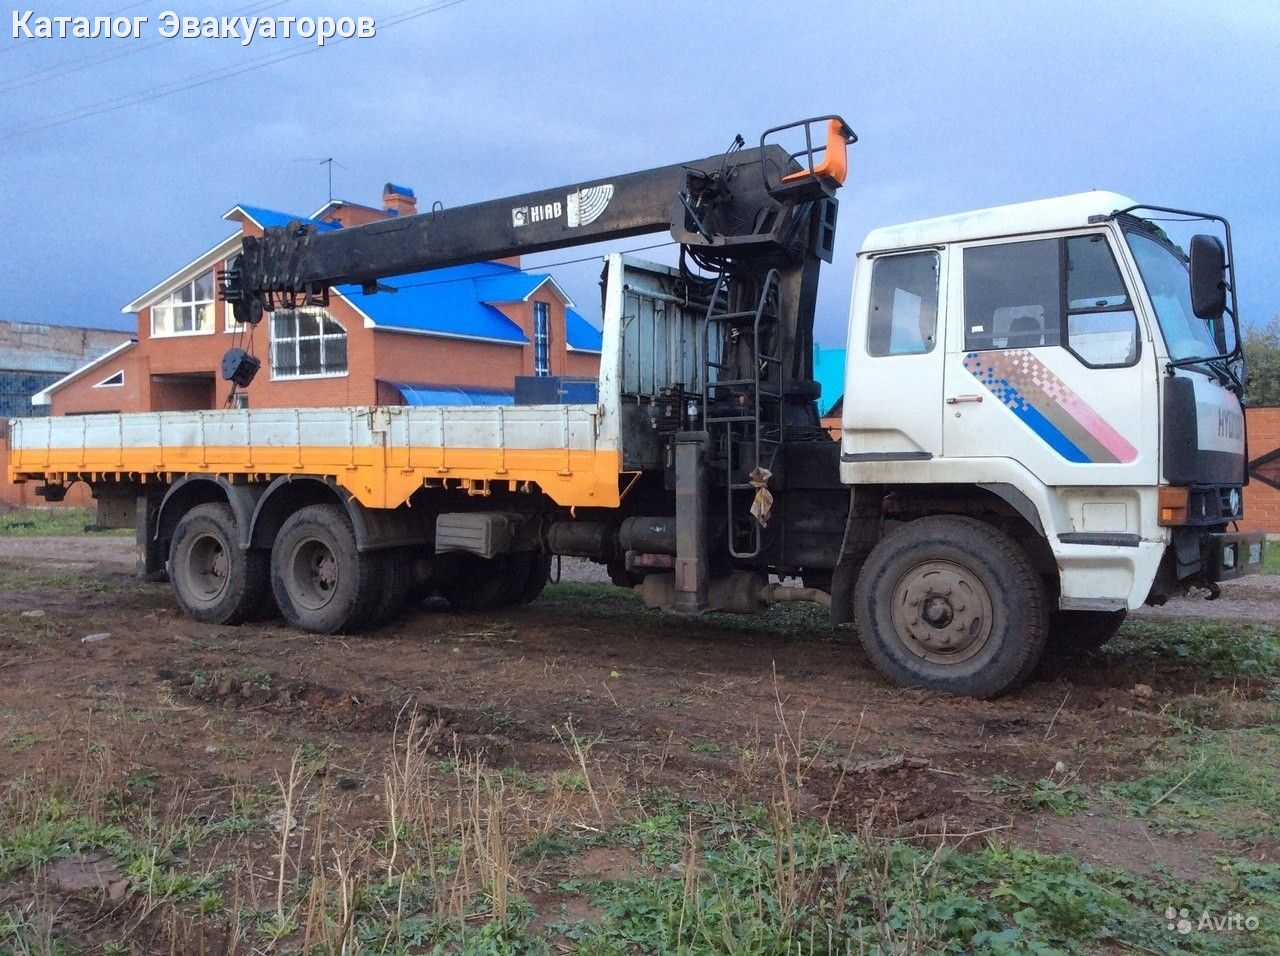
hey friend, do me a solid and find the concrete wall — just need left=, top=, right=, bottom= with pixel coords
left=0, top=321, right=132, bottom=418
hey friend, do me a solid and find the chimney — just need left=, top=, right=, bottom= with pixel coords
left=382, top=182, right=417, bottom=217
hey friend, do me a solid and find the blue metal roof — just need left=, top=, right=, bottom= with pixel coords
left=388, top=382, right=514, bottom=406
left=813, top=344, right=846, bottom=417
left=338, top=262, right=530, bottom=343
left=566, top=308, right=603, bottom=352
left=234, top=205, right=342, bottom=233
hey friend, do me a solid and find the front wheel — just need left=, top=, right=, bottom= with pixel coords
left=1049, top=609, right=1128, bottom=652
left=854, top=515, right=1047, bottom=698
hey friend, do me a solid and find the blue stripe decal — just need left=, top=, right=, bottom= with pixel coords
left=1013, top=402, right=1091, bottom=463
left=987, top=376, right=1092, bottom=463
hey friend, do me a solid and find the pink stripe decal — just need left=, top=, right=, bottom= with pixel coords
left=1054, top=392, right=1137, bottom=462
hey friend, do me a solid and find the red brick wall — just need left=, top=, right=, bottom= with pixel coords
left=1244, top=407, right=1280, bottom=535
left=50, top=278, right=601, bottom=416
left=46, top=211, right=600, bottom=417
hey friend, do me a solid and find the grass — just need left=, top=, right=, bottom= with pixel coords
left=1105, top=618, right=1280, bottom=682
left=3, top=700, right=1279, bottom=954
left=564, top=797, right=1280, bottom=955
left=0, top=507, right=130, bottom=537
left=4, top=561, right=1280, bottom=950
left=1264, top=541, right=1280, bottom=575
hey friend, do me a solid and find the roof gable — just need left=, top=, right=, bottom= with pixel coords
left=339, top=262, right=530, bottom=344
left=566, top=308, right=602, bottom=352
left=223, top=204, right=343, bottom=233
left=32, top=339, right=138, bottom=405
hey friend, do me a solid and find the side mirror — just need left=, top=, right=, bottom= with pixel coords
left=1189, top=234, right=1227, bottom=320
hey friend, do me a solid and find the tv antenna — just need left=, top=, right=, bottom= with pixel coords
left=292, top=157, right=347, bottom=203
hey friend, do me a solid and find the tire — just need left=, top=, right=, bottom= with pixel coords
left=514, top=552, right=552, bottom=605
left=270, top=504, right=381, bottom=634
left=1049, top=609, right=1127, bottom=652
left=438, top=552, right=530, bottom=611
left=854, top=515, right=1047, bottom=698
left=169, top=502, right=269, bottom=625
left=369, top=548, right=413, bottom=626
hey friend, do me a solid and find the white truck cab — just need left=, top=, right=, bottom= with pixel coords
left=841, top=191, right=1262, bottom=633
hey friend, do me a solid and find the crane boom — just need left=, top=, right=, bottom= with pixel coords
left=226, top=125, right=850, bottom=305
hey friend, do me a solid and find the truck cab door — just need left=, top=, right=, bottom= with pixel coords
left=842, top=248, right=947, bottom=461
left=942, top=231, right=1156, bottom=492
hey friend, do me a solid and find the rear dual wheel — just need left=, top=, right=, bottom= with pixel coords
left=437, top=551, right=551, bottom=610
left=270, top=504, right=382, bottom=634
left=169, top=503, right=272, bottom=625
left=854, top=515, right=1047, bottom=698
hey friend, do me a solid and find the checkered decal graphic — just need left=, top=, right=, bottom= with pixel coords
left=964, top=351, right=1138, bottom=464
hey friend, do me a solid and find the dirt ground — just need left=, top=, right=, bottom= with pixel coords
left=1, top=536, right=1278, bottom=951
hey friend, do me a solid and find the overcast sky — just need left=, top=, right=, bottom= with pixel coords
left=3, top=0, right=1277, bottom=346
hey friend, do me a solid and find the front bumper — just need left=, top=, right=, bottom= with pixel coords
left=1201, top=531, right=1267, bottom=582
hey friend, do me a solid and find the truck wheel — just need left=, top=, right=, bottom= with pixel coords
left=369, top=547, right=412, bottom=625
left=169, top=502, right=269, bottom=625
left=438, top=552, right=515, bottom=610
left=438, top=552, right=542, bottom=609
left=270, top=504, right=380, bottom=634
left=1049, top=609, right=1127, bottom=651
left=514, top=552, right=552, bottom=604
left=854, top=515, right=1047, bottom=698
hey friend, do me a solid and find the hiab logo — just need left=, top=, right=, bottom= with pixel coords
left=510, top=184, right=614, bottom=229
left=567, top=184, right=614, bottom=227
left=511, top=201, right=562, bottom=228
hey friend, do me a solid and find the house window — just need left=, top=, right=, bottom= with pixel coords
left=93, top=370, right=124, bottom=388
left=533, top=301, right=551, bottom=376
left=152, top=273, right=215, bottom=337
left=270, top=308, right=348, bottom=378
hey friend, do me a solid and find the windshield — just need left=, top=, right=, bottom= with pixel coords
left=1124, top=230, right=1222, bottom=363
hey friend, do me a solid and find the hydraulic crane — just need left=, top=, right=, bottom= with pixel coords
left=224, top=117, right=855, bottom=434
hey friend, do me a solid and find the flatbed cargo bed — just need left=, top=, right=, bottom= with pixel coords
left=7, top=403, right=622, bottom=509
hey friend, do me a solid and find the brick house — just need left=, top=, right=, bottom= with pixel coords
left=1245, top=406, right=1280, bottom=536
left=38, top=185, right=602, bottom=416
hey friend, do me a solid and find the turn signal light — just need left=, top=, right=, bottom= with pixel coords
left=1158, top=486, right=1189, bottom=527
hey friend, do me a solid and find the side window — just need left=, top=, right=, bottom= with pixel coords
left=1064, top=234, right=1139, bottom=367
left=963, top=234, right=1139, bottom=368
left=867, top=251, right=939, bottom=357
left=963, top=238, right=1060, bottom=351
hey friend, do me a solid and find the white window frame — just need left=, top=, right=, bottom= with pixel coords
left=92, top=369, right=124, bottom=388
left=533, top=300, right=551, bottom=376
left=150, top=273, right=216, bottom=338
left=269, top=307, right=348, bottom=380
left=224, top=260, right=246, bottom=333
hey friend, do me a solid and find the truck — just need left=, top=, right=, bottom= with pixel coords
left=8, top=115, right=1267, bottom=698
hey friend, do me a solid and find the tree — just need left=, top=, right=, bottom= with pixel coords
left=1243, top=316, right=1280, bottom=407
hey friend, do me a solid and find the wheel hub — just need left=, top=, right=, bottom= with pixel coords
left=187, top=532, right=230, bottom=603
left=289, top=537, right=339, bottom=611
left=891, top=561, right=994, bottom=663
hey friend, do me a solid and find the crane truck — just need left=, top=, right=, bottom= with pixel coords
left=8, top=116, right=1266, bottom=697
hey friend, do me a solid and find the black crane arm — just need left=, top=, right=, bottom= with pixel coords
left=222, top=117, right=855, bottom=323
